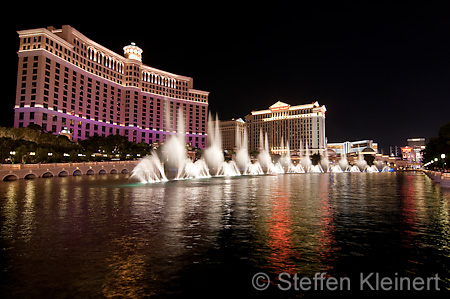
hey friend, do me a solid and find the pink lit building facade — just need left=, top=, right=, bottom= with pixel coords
left=15, top=25, right=209, bottom=148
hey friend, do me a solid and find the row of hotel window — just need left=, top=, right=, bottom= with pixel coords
left=19, top=57, right=206, bottom=129
left=21, top=36, right=205, bottom=102
left=17, top=119, right=206, bottom=145
left=20, top=56, right=204, bottom=115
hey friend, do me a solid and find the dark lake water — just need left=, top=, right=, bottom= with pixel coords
left=1, top=172, right=449, bottom=298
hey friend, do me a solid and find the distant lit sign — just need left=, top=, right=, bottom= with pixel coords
left=270, top=105, right=290, bottom=112
left=401, top=147, right=412, bottom=153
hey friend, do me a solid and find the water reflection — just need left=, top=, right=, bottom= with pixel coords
left=103, top=236, right=150, bottom=298
left=1, top=172, right=450, bottom=297
left=266, top=176, right=296, bottom=274
left=317, top=174, right=336, bottom=273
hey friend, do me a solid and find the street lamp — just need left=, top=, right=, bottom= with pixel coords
left=442, top=154, right=446, bottom=159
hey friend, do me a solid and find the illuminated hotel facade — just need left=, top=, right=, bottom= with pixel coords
left=15, top=25, right=209, bottom=148
left=327, top=140, right=379, bottom=156
left=245, top=101, right=327, bottom=155
left=212, top=118, right=246, bottom=151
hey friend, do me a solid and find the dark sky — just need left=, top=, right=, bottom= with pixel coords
left=3, top=2, right=450, bottom=152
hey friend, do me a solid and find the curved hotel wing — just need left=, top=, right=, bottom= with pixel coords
left=15, top=25, right=209, bottom=148
left=245, top=101, right=326, bottom=155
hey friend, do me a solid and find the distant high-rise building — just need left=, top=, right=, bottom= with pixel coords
left=245, top=101, right=326, bottom=155
left=328, top=140, right=378, bottom=156
left=213, top=118, right=246, bottom=151
left=15, top=25, right=209, bottom=148
left=389, top=145, right=400, bottom=157
left=402, top=138, right=426, bottom=163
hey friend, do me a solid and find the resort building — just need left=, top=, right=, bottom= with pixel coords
left=212, top=118, right=246, bottom=151
left=401, top=137, right=426, bottom=164
left=245, top=101, right=327, bottom=155
left=327, top=139, right=378, bottom=156
left=15, top=25, right=209, bottom=148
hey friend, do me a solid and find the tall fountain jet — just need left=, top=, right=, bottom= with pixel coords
left=130, top=108, right=383, bottom=183
left=235, top=126, right=249, bottom=171
left=338, top=152, right=350, bottom=172
left=161, top=108, right=187, bottom=173
left=202, top=112, right=224, bottom=175
left=202, top=113, right=241, bottom=176
left=300, top=141, right=312, bottom=172
left=129, top=153, right=168, bottom=183
left=280, top=139, right=305, bottom=173
left=257, top=130, right=284, bottom=174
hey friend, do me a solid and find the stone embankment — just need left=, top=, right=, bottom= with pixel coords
left=0, top=160, right=138, bottom=181
left=425, top=170, right=450, bottom=188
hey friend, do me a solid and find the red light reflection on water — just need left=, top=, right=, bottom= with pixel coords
left=399, top=175, right=418, bottom=248
left=266, top=182, right=297, bottom=274
left=317, top=177, right=336, bottom=272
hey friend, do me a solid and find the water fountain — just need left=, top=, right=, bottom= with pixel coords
left=339, top=154, right=350, bottom=172
left=235, top=127, right=250, bottom=171
left=356, top=152, right=368, bottom=172
left=130, top=153, right=168, bottom=183
left=287, top=163, right=305, bottom=173
left=217, top=160, right=241, bottom=177
left=130, top=107, right=387, bottom=183
left=280, top=140, right=305, bottom=173
left=300, top=142, right=313, bottom=172
left=309, top=162, right=324, bottom=173
left=320, top=152, right=330, bottom=173
left=382, top=165, right=391, bottom=172
left=257, top=130, right=284, bottom=174
left=176, top=159, right=210, bottom=179
left=349, top=165, right=361, bottom=172
left=244, top=161, right=264, bottom=175
left=329, top=164, right=343, bottom=173
left=366, top=165, right=379, bottom=173
left=202, top=113, right=225, bottom=176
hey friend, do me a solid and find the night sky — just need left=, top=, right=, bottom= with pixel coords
left=4, top=2, right=450, bottom=153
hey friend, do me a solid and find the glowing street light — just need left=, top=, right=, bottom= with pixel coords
left=442, top=154, right=446, bottom=159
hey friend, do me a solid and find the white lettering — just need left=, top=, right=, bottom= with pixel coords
left=413, top=277, right=424, bottom=291
left=326, top=277, right=338, bottom=291
left=360, top=272, right=375, bottom=290
left=278, top=272, right=291, bottom=291
left=380, top=276, right=392, bottom=291
left=299, top=277, right=311, bottom=291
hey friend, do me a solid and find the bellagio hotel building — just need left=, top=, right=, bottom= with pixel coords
left=15, top=25, right=209, bottom=148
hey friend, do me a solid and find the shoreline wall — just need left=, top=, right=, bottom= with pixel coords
left=0, top=161, right=138, bottom=181
left=424, top=170, right=450, bottom=188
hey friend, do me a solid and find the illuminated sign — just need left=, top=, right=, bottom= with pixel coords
left=269, top=101, right=291, bottom=112
left=270, top=105, right=290, bottom=112
left=401, top=147, right=412, bottom=153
